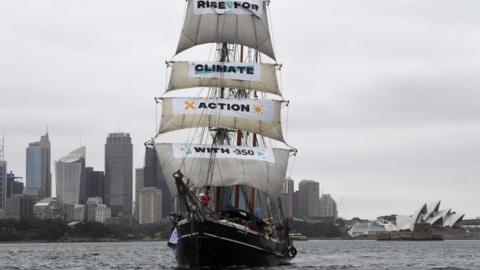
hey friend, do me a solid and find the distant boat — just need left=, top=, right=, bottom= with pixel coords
left=154, top=0, right=297, bottom=268
left=289, top=233, right=308, bottom=241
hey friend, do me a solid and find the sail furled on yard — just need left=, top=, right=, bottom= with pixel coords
left=167, top=61, right=281, bottom=96
left=155, top=143, right=291, bottom=198
left=176, top=0, right=276, bottom=60
left=158, top=97, right=285, bottom=142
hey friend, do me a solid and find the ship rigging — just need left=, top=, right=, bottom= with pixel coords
left=150, top=0, right=297, bottom=267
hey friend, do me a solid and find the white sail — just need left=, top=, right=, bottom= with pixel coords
left=176, top=0, right=276, bottom=60
left=167, top=61, right=281, bottom=96
left=158, top=97, right=285, bottom=142
left=155, top=143, right=291, bottom=198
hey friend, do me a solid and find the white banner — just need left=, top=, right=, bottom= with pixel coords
left=193, top=0, right=263, bottom=17
left=172, top=144, right=275, bottom=163
left=156, top=143, right=291, bottom=198
left=171, top=98, right=274, bottom=122
left=188, top=62, right=262, bottom=82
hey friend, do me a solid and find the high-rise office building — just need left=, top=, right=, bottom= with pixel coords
left=143, top=146, right=173, bottom=218
left=280, top=177, right=294, bottom=218
left=0, top=136, right=5, bottom=210
left=298, top=180, right=320, bottom=218
left=135, top=168, right=144, bottom=192
left=292, top=190, right=299, bottom=218
left=56, top=147, right=86, bottom=206
left=319, top=194, right=338, bottom=220
left=5, top=194, right=33, bottom=220
left=0, top=161, right=6, bottom=210
left=6, top=171, right=24, bottom=198
left=85, top=167, right=105, bottom=202
left=105, top=133, right=133, bottom=216
left=135, top=168, right=144, bottom=218
left=138, top=187, right=162, bottom=224
left=26, top=133, right=51, bottom=200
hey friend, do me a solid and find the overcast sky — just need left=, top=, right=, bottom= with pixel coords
left=1, top=0, right=479, bottom=219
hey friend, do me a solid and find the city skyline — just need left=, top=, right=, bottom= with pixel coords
left=1, top=1, right=479, bottom=219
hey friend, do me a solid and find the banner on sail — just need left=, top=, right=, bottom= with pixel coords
left=176, top=0, right=275, bottom=60
left=172, top=98, right=274, bottom=122
left=189, top=62, right=262, bottom=82
left=167, top=61, right=281, bottom=96
left=193, top=0, right=263, bottom=17
left=156, top=143, right=291, bottom=198
left=159, top=97, right=284, bottom=142
left=172, top=144, right=275, bottom=163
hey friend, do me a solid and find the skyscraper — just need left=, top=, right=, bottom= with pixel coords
left=5, top=194, right=33, bottom=220
left=6, top=171, right=24, bottom=198
left=0, top=161, right=6, bottom=210
left=137, top=187, right=162, bottom=224
left=280, top=177, right=294, bottom=218
left=298, top=180, right=320, bottom=218
left=85, top=167, right=105, bottom=201
left=105, top=133, right=133, bottom=216
left=135, top=168, right=144, bottom=193
left=26, top=133, right=51, bottom=200
left=143, top=146, right=173, bottom=218
left=319, top=194, right=338, bottom=220
left=292, top=190, right=299, bottom=218
left=55, top=147, right=86, bottom=206
left=134, top=168, right=144, bottom=218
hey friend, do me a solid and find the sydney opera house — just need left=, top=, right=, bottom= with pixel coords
left=394, top=201, right=465, bottom=231
left=349, top=201, right=465, bottom=239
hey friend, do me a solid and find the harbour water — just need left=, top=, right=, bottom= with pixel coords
left=0, top=240, right=478, bottom=269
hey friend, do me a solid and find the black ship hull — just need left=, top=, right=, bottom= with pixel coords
left=175, top=218, right=292, bottom=268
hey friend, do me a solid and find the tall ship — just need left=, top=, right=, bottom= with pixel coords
left=152, top=0, right=297, bottom=268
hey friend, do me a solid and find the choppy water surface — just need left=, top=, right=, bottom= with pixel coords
left=0, top=240, right=479, bottom=269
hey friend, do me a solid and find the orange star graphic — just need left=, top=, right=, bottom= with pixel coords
left=184, top=101, right=196, bottom=110
left=253, top=105, right=264, bottom=114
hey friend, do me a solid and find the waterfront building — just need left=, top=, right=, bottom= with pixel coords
left=138, top=187, right=162, bottom=224
left=348, top=220, right=394, bottom=239
left=462, top=218, right=480, bottom=229
left=95, top=204, right=112, bottom=223
left=143, top=146, right=173, bottom=218
left=0, top=161, right=6, bottom=210
left=105, top=133, right=133, bottom=216
left=26, top=133, right=51, bottom=200
left=298, top=180, right=320, bottom=218
left=63, top=204, right=75, bottom=222
left=394, top=201, right=465, bottom=231
left=5, top=194, right=34, bottom=220
left=86, top=197, right=102, bottom=222
left=85, top=168, right=105, bottom=202
left=105, top=213, right=135, bottom=226
left=55, top=147, right=86, bottom=206
left=85, top=197, right=111, bottom=223
left=6, top=171, right=24, bottom=198
left=318, top=194, right=338, bottom=220
left=74, top=204, right=85, bottom=222
left=33, top=197, right=61, bottom=220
